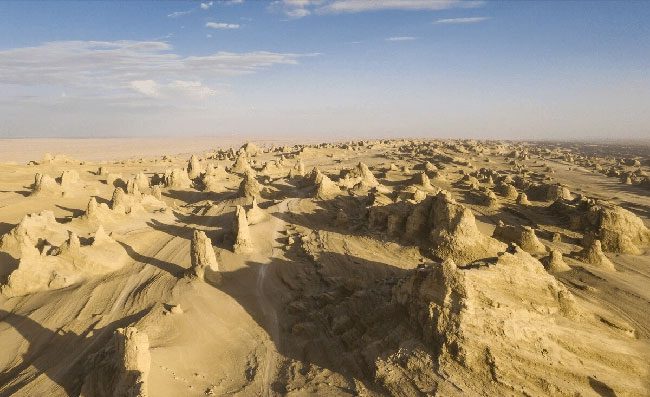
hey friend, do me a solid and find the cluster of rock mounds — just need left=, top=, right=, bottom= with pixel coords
left=553, top=144, right=649, bottom=189
left=28, top=152, right=79, bottom=166
left=550, top=196, right=650, bottom=254
left=0, top=211, right=127, bottom=296
left=368, top=191, right=507, bottom=263
left=31, top=170, right=81, bottom=196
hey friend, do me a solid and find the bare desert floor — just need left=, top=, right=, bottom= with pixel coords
left=0, top=138, right=649, bottom=396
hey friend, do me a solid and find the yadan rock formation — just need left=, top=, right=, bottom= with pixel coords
left=1, top=139, right=649, bottom=396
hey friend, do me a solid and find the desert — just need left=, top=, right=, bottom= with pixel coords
left=2, top=1, right=650, bottom=395
left=0, top=138, right=649, bottom=396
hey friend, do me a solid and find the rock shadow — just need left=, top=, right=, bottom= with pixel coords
left=210, top=251, right=422, bottom=394
left=0, top=190, right=30, bottom=197
left=588, top=376, right=617, bottom=397
left=117, top=241, right=185, bottom=277
left=163, top=189, right=234, bottom=205
left=0, top=309, right=148, bottom=396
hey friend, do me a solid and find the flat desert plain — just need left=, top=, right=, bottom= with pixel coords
left=0, top=138, right=649, bottom=396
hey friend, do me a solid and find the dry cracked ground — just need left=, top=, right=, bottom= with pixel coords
left=0, top=139, right=649, bottom=396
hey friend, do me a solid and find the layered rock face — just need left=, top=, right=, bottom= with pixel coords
left=392, top=249, right=645, bottom=395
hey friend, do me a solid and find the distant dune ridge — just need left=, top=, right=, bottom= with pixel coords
left=0, top=138, right=649, bottom=395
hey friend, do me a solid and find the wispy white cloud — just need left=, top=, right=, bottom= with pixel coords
left=167, top=9, right=192, bottom=18
left=0, top=40, right=311, bottom=103
left=130, top=80, right=217, bottom=100
left=206, top=22, right=240, bottom=29
left=386, top=36, right=417, bottom=41
left=271, top=0, right=483, bottom=19
left=200, top=1, right=214, bottom=10
left=434, top=16, right=489, bottom=24
left=287, top=7, right=311, bottom=18
left=268, top=0, right=322, bottom=19
left=318, top=0, right=483, bottom=14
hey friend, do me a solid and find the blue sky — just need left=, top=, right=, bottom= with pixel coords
left=0, top=0, right=649, bottom=139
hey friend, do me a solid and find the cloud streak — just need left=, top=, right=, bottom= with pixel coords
left=386, top=36, right=417, bottom=41
left=272, top=0, right=483, bottom=18
left=130, top=80, right=216, bottom=100
left=167, top=10, right=192, bottom=18
left=0, top=40, right=310, bottom=101
left=319, top=0, right=483, bottom=14
left=434, top=16, right=489, bottom=24
left=205, top=22, right=240, bottom=29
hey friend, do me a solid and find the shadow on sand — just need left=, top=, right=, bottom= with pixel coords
left=0, top=309, right=148, bottom=396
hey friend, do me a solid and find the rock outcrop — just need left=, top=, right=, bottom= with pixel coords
left=493, top=223, right=546, bottom=254
left=546, top=183, right=572, bottom=201
left=551, top=198, right=650, bottom=254
left=188, top=230, right=218, bottom=280
left=246, top=197, right=268, bottom=225
left=233, top=205, right=253, bottom=254
left=31, top=173, right=61, bottom=196
left=544, top=249, right=571, bottom=272
left=516, top=192, right=530, bottom=205
left=162, top=168, right=192, bottom=189
left=390, top=249, right=647, bottom=395
left=429, top=193, right=507, bottom=263
left=340, top=162, right=379, bottom=189
left=238, top=171, right=261, bottom=199
left=230, top=153, right=253, bottom=174
left=574, top=239, right=615, bottom=271
left=81, top=327, right=151, bottom=397
left=0, top=210, right=61, bottom=259
left=134, top=172, right=150, bottom=191
left=187, top=155, right=204, bottom=180
left=111, top=187, right=127, bottom=213
left=314, top=174, right=341, bottom=200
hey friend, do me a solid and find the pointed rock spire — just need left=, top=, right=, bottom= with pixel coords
left=188, top=230, right=219, bottom=280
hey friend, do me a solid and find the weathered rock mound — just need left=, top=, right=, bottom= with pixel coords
left=428, top=193, right=507, bottom=263
left=393, top=249, right=645, bottom=395
left=551, top=198, right=650, bottom=254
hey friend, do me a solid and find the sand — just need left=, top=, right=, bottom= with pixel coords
left=0, top=138, right=649, bottom=396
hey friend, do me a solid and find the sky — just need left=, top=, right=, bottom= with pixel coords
left=0, top=0, right=649, bottom=140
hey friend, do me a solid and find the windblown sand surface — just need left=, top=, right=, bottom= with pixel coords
left=1, top=138, right=649, bottom=396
